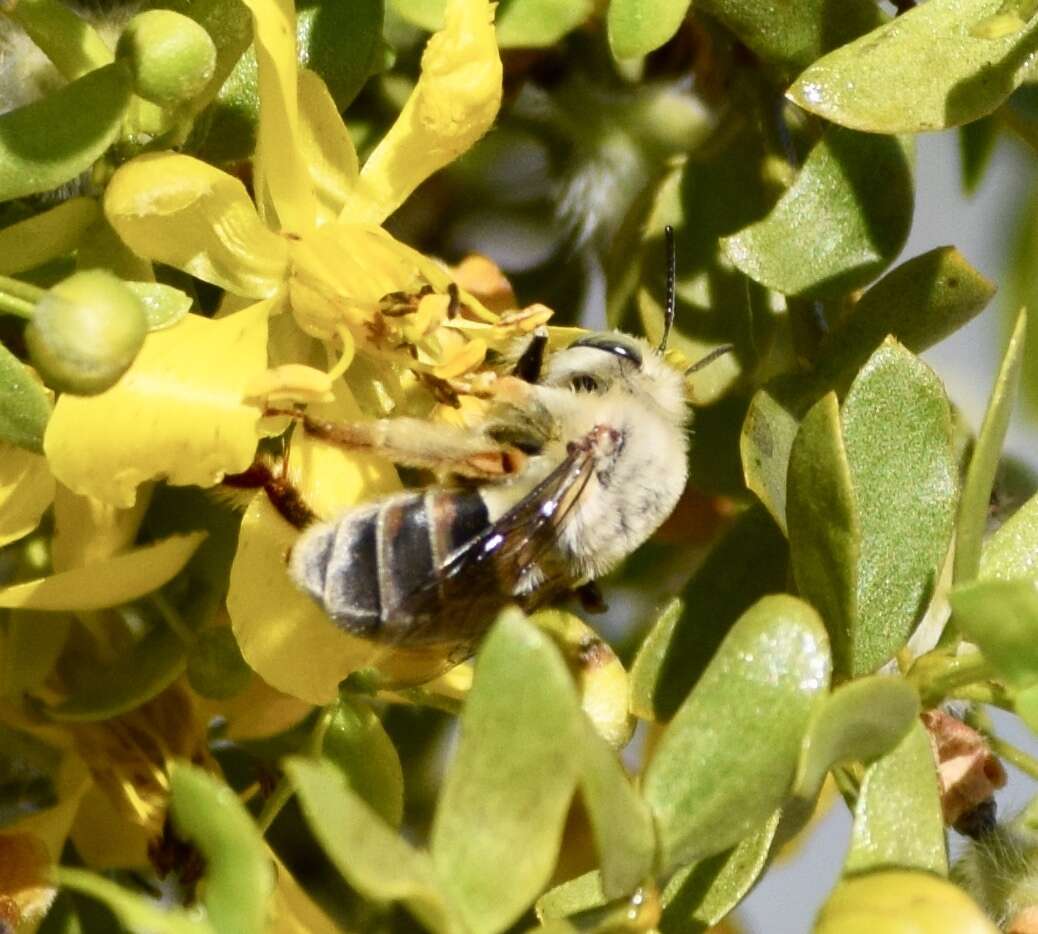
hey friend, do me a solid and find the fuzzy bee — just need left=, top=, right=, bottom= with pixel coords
left=254, top=228, right=729, bottom=685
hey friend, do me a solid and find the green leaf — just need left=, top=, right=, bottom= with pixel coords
left=741, top=379, right=803, bottom=532
left=787, top=0, right=1038, bottom=133
left=956, top=308, right=1027, bottom=584
left=288, top=757, right=456, bottom=933
left=950, top=578, right=1038, bottom=687
left=0, top=339, right=52, bottom=453
left=1016, top=682, right=1038, bottom=731
left=297, top=0, right=383, bottom=109
left=643, top=594, right=830, bottom=873
left=659, top=812, right=779, bottom=933
left=811, top=247, right=997, bottom=393
left=318, top=696, right=404, bottom=827
left=843, top=721, right=948, bottom=877
left=578, top=719, right=656, bottom=898
left=793, top=677, right=920, bottom=803
left=607, top=0, right=691, bottom=60
left=722, top=128, right=913, bottom=299
left=536, top=871, right=606, bottom=922
left=4, top=0, right=113, bottom=80
left=840, top=340, right=958, bottom=675
left=535, top=873, right=660, bottom=930
left=44, top=622, right=187, bottom=721
left=185, top=625, right=252, bottom=700
left=56, top=867, right=211, bottom=934
left=960, top=116, right=1000, bottom=194
left=431, top=609, right=583, bottom=933
left=817, top=872, right=998, bottom=933
left=0, top=63, right=133, bottom=202
left=391, top=0, right=591, bottom=47
left=630, top=506, right=789, bottom=720
left=168, top=762, right=274, bottom=934
left=124, top=282, right=194, bottom=331
left=694, top=0, right=882, bottom=74
left=980, top=490, right=1038, bottom=580
left=1007, top=178, right=1038, bottom=420
left=788, top=393, right=860, bottom=676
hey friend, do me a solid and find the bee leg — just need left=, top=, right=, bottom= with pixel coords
left=574, top=581, right=608, bottom=614
left=223, top=462, right=317, bottom=529
left=513, top=327, right=548, bottom=383
left=265, top=410, right=525, bottom=480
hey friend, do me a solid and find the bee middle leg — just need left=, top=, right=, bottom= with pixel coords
left=265, top=410, right=526, bottom=480
left=223, top=461, right=317, bottom=529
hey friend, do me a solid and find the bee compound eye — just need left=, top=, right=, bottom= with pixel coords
left=570, top=374, right=599, bottom=393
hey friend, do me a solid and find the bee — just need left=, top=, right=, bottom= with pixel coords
left=257, top=228, right=730, bottom=685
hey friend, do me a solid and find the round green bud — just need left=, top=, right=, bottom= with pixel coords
left=116, top=10, right=216, bottom=107
left=187, top=627, right=253, bottom=700
left=26, top=270, right=147, bottom=395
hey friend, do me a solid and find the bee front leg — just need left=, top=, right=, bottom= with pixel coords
left=513, top=327, right=548, bottom=383
left=265, top=410, right=526, bottom=480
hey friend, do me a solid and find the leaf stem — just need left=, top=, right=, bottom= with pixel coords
left=0, top=292, right=36, bottom=320
left=989, top=735, right=1038, bottom=780
left=0, top=274, right=46, bottom=305
left=913, top=649, right=996, bottom=706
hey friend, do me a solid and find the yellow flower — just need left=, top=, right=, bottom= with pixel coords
left=34, top=0, right=520, bottom=702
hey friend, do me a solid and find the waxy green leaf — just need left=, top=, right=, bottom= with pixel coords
left=811, top=247, right=997, bottom=393
left=956, top=308, right=1027, bottom=583
left=950, top=578, right=1038, bottom=687
left=0, top=340, right=52, bottom=453
left=630, top=506, right=789, bottom=720
left=817, top=872, right=998, bottom=933
left=57, top=868, right=210, bottom=934
left=4, top=0, right=113, bottom=81
left=431, top=609, right=583, bottom=933
left=578, top=719, right=656, bottom=897
left=607, top=0, right=690, bottom=60
left=741, top=379, right=802, bottom=533
left=793, top=677, right=919, bottom=803
left=840, top=341, right=958, bottom=674
left=643, top=595, right=830, bottom=873
left=960, top=116, right=1000, bottom=194
left=843, top=721, right=948, bottom=877
left=788, top=0, right=1038, bottom=133
left=659, top=812, right=779, bottom=933
left=694, top=0, right=882, bottom=74
left=980, top=489, right=1038, bottom=580
left=0, top=63, right=133, bottom=202
left=124, top=282, right=194, bottom=331
left=788, top=393, right=859, bottom=676
left=168, top=763, right=274, bottom=934
left=390, top=0, right=591, bottom=47
left=297, top=0, right=384, bottom=110
left=319, top=696, right=404, bottom=827
left=45, top=622, right=186, bottom=722
left=288, top=757, right=456, bottom=933
left=723, top=128, right=913, bottom=300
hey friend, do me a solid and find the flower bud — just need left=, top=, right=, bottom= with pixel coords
left=116, top=10, right=216, bottom=107
left=26, top=270, right=147, bottom=395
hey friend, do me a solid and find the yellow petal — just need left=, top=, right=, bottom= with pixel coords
left=105, top=153, right=289, bottom=299
left=228, top=384, right=399, bottom=704
left=0, top=197, right=98, bottom=276
left=298, top=69, right=359, bottom=222
left=69, top=784, right=150, bottom=870
left=289, top=223, right=451, bottom=340
left=45, top=302, right=271, bottom=508
left=268, top=853, right=342, bottom=934
left=242, top=0, right=318, bottom=233
left=0, top=533, right=205, bottom=611
left=51, top=484, right=151, bottom=572
left=245, top=363, right=336, bottom=405
left=430, top=335, right=486, bottom=379
left=341, top=0, right=502, bottom=224
left=197, top=672, right=312, bottom=740
left=0, top=445, right=54, bottom=548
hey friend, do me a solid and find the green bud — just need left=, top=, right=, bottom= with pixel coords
left=186, top=626, right=252, bottom=700
left=116, top=10, right=216, bottom=107
left=26, top=270, right=147, bottom=395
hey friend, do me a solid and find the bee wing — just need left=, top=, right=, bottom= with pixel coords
left=366, top=427, right=609, bottom=686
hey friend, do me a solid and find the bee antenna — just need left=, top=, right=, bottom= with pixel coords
left=659, top=225, right=676, bottom=353
left=686, top=344, right=735, bottom=375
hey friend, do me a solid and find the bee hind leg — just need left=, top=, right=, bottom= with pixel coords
left=223, top=461, right=317, bottom=529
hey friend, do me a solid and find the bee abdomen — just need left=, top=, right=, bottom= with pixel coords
left=289, top=490, right=489, bottom=638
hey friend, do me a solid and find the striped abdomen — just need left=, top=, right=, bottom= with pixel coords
left=289, top=489, right=490, bottom=640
